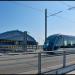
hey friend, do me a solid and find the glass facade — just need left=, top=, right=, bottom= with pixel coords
left=0, top=30, right=37, bottom=53
left=43, top=34, right=75, bottom=51
left=0, top=40, right=15, bottom=45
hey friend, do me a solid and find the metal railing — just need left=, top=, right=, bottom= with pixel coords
left=0, top=49, right=75, bottom=74
left=19, top=49, right=75, bottom=74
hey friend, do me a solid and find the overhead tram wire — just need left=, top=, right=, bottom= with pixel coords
left=52, top=14, right=75, bottom=24
left=47, top=2, right=75, bottom=24
left=12, top=1, right=75, bottom=24
left=59, top=1, right=75, bottom=10
left=48, top=10, right=75, bottom=24
left=47, top=1, right=75, bottom=17
left=57, top=1, right=75, bottom=23
left=59, top=1, right=72, bottom=7
left=12, top=1, right=75, bottom=17
left=12, top=1, right=75, bottom=42
left=12, top=1, right=44, bottom=13
left=47, top=11, right=63, bottom=17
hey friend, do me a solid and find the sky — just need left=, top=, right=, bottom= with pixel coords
left=0, top=1, right=75, bottom=45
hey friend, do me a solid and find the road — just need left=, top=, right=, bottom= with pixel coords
left=0, top=53, right=75, bottom=74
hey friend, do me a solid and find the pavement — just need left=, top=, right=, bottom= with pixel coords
left=0, top=52, right=75, bottom=74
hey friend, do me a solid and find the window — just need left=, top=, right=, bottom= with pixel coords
left=64, top=40, right=67, bottom=46
left=72, top=39, right=75, bottom=47
left=71, top=41, right=73, bottom=46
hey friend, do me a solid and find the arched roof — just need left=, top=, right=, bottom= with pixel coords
left=46, top=34, right=75, bottom=44
left=0, top=30, right=37, bottom=45
left=47, top=34, right=75, bottom=39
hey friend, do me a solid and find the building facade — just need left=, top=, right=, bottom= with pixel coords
left=0, top=30, right=37, bottom=53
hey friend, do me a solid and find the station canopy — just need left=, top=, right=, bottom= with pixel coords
left=0, top=30, right=37, bottom=45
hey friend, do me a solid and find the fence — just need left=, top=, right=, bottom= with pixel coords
left=20, top=50, right=75, bottom=74
left=0, top=50, right=75, bottom=74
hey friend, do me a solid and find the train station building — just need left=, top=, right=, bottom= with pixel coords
left=0, top=30, right=38, bottom=53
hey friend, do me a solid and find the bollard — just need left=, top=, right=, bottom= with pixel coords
left=63, top=51, right=66, bottom=68
left=38, top=52, right=41, bottom=74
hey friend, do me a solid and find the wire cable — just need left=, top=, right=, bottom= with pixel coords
left=59, top=1, right=72, bottom=7
left=59, top=1, right=75, bottom=10
left=47, top=1, right=75, bottom=23
left=54, top=15, right=75, bottom=24
left=47, top=11, right=63, bottom=17
left=12, top=1, right=44, bottom=13
left=12, top=1, right=75, bottom=24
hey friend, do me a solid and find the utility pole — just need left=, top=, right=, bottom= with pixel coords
left=45, top=9, right=47, bottom=42
left=45, top=9, right=62, bottom=42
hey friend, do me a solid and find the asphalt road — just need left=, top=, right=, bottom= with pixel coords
left=0, top=53, right=75, bottom=74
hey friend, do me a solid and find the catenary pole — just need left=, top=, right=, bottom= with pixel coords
left=45, top=9, right=47, bottom=42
